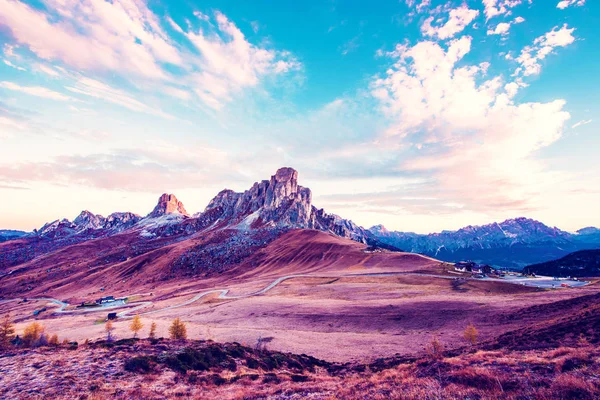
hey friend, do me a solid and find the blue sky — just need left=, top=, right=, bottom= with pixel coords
left=0, top=0, right=598, bottom=233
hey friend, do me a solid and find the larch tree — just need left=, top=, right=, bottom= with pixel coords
left=130, top=315, right=143, bottom=339
left=148, top=322, right=157, bottom=339
left=0, top=314, right=15, bottom=349
left=169, top=318, right=187, bottom=340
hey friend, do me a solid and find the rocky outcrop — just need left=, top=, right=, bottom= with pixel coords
left=203, top=167, right=369, bottom=242
left=104, top=212, right=141, bottom=231
left=148, top=194, right=189, bottom=218
left=73, top=211, right=105, bottom=232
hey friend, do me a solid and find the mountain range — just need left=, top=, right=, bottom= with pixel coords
left=369, top=221, right=600, bottom=269
left=1, top=167, right=599, bottom=275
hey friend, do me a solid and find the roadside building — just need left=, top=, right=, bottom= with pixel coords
left=96, top=296, right=115, bottom=305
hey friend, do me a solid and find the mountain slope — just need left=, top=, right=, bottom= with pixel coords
left=522, top=249, right=600, bottom=277
left=369, top=218, right=600, bottom=269
left=0, top=168, right=403, bottom=298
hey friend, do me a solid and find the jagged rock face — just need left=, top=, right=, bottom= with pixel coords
left=104, top=212, right=141, bottom=231
left=73, top=211, right=106, bottom=232
left=205, top=167, right=368, bottom=242
left=148, top=194, right=189, bottom=218
left=206, top=167, right=313, bottom=228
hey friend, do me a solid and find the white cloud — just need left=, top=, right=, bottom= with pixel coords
left=371, top=36, right=570, bottom=212
left=572, top=119, right=592, bottom=129
left=37, top=64, right=60, bottom=77
left=557, top=0, right=585, bottom=9
left=3, top=59, right=26, bottom=71
left=0, top=80, right=72, bottom=100
left=515, top=24, right=576, bottom=76
left=65, top=77, right=175, bottom=119
left=0, top=1, right=300, bottom=110
left=185, top=11, right=300, bottom=109
left=487, top=16, right=525, bottom=36
left=406, top=0, right=431, bottom=13
left=487, top=22, right=511, bottom=35
left=483, top=0, right=524, bottom=20
left=421, top=5, right=479, bottom=40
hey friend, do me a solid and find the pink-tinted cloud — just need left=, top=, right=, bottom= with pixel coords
left=0, top=0, right=301, bottom=110
left=371, top=35, right=571, bottom=212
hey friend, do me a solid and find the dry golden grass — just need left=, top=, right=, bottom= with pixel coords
left=0, top=339, right=599, bottom=399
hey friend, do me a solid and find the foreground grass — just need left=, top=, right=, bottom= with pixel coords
left=0, top=338, right=599, bottom=399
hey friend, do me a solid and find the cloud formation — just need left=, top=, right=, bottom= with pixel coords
left=483, top=0, right=525, bottom=20
left=487, top=16, right=525, bottom=36
left=557, top=0, right=585, bottom=9
left=572, top=119, right=592, bottom=129
left=515, top=24, right=575, bottom=76
left=0, top=142, right=238, bottom=192
left=0, top=0, right=300, bottom=110
left=0, top=80, right=73, bottom=100
left=372, top=35, right=571, bottom=212
left=421, top=5, right=479, bottom=40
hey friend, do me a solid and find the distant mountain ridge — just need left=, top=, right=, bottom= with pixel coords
left=369, top=218, right=600, bottom=269
left=0, top=230, right=27, bottom=243
left=3, top=168, right=599, bottom=272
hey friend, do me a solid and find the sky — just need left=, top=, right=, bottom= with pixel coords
left=0, top=0, right=598, bottom=234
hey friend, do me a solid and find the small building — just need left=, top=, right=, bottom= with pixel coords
left=454, top=261, right=477, bottom=272
left=96, top=296, right=115, bottom=305
left=107, top=312, right=117, bottom=320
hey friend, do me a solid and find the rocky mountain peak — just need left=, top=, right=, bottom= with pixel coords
left=73, top=210, right=105, bottom=231
left=148, top=193, right=189, bottom=218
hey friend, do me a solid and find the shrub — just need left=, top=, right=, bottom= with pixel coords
left=426, top=337, right=444, bottom=361
left=105, top=320, right=115, bottom=342
left=464, top=323, right=479, bottom=346
left=22, top=322, right=45, bottom=347
left=447, top=366, right=500, bottom=391
left=169, top=318, right=187, bottom=340
left=551, top=374, right=597, bottom=400
left=558, top=350, right=593, bottom=372
left=48, top=334, right=59, bottom=346
left=124, top=356, right=156, bottom=373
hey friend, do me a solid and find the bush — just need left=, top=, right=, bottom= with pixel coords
left=22, top=322, right=45, bottom=347
left=447, top=367, right=500, bottom=391
left=291, top=374, right=309, bottom=382
left=124, top=356, right=156, bottom=373
left=551, top=374, right=597, bottom=400
left=464, top=323, right=479, bottom=346
left=49, top=334, right=59, bottom=346
left=426, top=337, right=444, bottom=361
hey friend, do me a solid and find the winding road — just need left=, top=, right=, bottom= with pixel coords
left=3, top=272, right=589, bottom=320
